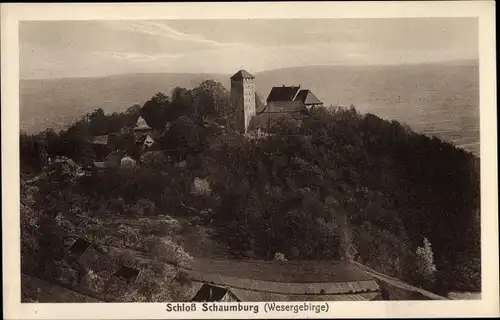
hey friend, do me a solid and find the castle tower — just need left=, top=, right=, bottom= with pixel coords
left=230, top=69, right=256, bottom=133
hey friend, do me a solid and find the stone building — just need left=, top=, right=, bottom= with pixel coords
left=230, top=69, right=323, bottom=134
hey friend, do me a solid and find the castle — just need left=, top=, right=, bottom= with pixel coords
left=230, top=69, right=323, bottom=134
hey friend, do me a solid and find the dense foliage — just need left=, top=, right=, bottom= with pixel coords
left=21, top=79, right=481, bottom=297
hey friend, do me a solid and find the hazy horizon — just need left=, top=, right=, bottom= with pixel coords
left=20, top=58, right=479, bottom=81
left=20, top=18, right=478, bottom=80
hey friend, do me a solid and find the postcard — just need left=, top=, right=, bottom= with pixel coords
left=2, top=1, right=498, bottom=319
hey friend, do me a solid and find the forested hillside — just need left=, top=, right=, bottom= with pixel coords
left=20, top=62, right=479, bottom=155
left=20, top=79, right=480, bottom=299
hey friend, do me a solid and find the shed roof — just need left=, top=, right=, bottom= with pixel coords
left=112, top=265, right=140, bottom=282
left=68, top=238, right=91, bottom=257
left=294, top=89, right=323, bottom=105
left=266, top=86, right=301, bottom=103
left=230, top=69, right=255, bottom=80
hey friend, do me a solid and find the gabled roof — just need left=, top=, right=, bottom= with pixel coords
left=134, top=116, right=152, bottom=131
left=255, top=93, right=266, bottom=113
left=192, top=283, right=230, bottom=302
left=266, top=86, right=301, bottom=103
left=294, top=89, right=323, bottom=105
left=144, top=134, right=155, bottom=147
left=230, top=69, right=255, bottom=80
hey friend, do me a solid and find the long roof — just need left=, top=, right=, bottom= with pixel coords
left=230, top=69, right=255, bottom=80
left=266, top=86, right=301, bottom=103
left=187, top=271, right=379, bottom=295
left=229, top=287, right=381, bottom=301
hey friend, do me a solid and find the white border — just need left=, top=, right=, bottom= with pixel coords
left=2, top=2, right=498, bottom=319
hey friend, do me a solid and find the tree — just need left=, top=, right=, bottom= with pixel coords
left=141, top=93, right=170, bottom=130
left=416, top=237, right=437, bottom=284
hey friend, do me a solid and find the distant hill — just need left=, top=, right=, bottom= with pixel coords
left=20, top=61, right=479, bottom=155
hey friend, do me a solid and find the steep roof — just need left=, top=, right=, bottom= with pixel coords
left=230, top=69, right=255, bottom=80
left=144, top=134, right=155, bottom=147
left=255, top=93, right=266, bottom=113
left=294, top=89, right=323, bottom=105
left=134, top=116, right=152, bottom=131
left=266, top=86, right=301, bottom=103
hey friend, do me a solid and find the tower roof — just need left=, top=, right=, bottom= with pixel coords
left=230, top=69, right=255, bottom=80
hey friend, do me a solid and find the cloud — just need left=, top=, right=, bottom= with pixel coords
left=20, top=19, right=479, bottom=79
left=103, top=20, right=248, bottom=49
left=93, top=51, right=183, bottom=62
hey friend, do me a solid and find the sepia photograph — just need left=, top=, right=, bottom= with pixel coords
left=2, top=1, right=498, bottom=319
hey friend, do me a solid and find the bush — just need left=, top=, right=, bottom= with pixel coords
left=81, top=269, right=106, bottom=294
left=274, top=252, right=287, bottom=261
left=144, top=237, right=192, bottom=268
left=191, top=177, right=211, bottom=196
left=129, top=199, right=156, bottom=216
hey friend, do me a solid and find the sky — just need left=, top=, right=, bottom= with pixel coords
left=19, top=18, right=478, bottom=79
